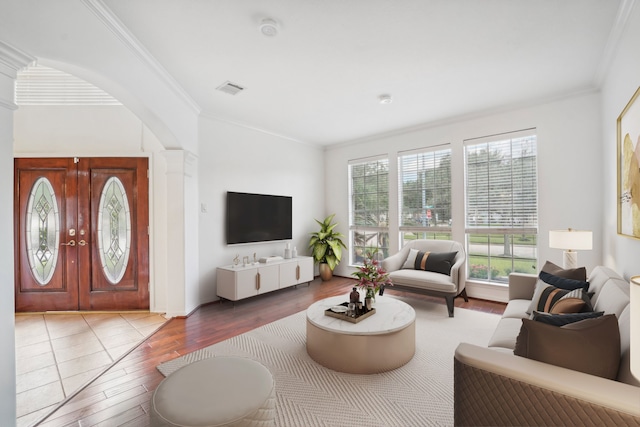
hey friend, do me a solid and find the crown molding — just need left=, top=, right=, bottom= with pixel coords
left=0, top=41, right=35, bottom=79
left=198, top=111, right=321, bottom=148
left=81, top=0, right=201, bottom=115
left=593, top=0, right=636, bottom=87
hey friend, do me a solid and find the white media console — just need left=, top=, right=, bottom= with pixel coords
left=217, top=256, right=314, bottom=301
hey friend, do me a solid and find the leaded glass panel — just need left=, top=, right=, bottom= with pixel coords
left=26, top=177, right=60, bottom=285
left=97, top=177, right=131, bottom=284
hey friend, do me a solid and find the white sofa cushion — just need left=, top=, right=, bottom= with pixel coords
left=487, top=317, right=523, bottom=350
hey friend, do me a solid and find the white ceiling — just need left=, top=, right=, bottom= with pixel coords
left=0, top=0, right=629, bottom=145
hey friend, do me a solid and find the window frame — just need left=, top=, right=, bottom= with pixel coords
left=463, top=129, right=539, bottom=284
left=348, top=155, right=390, bottom=264
left=397, top=145, right=453, bottom=246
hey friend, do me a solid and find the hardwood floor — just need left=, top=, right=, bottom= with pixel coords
left=34, top=276, right=506, bottom=426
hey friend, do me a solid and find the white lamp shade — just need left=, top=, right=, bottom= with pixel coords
left=549, top=229, right=593, bottom=250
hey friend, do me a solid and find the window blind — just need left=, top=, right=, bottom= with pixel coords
left=398, top=146, right=452, bottom=231
left=15, top=64, right=121, bottom=106
left=464, top=131, right=538, bottom=234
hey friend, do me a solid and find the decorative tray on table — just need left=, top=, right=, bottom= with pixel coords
left=324, top=302, right=376, bottom=324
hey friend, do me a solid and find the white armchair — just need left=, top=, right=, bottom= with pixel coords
left=381, top=239, right=467, bottom=317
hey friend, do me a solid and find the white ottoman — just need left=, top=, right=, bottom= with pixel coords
left=151, top=357, right=276, bottom=427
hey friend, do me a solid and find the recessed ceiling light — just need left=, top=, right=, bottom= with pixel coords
left=379, top=94, right=393, bottom=104
left=260, top=18, right=279, bottom=37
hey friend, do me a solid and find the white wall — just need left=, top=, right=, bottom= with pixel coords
left=601, top=2, right=640, bottom=280
left=0, top=75, right=17, bottom=427
left=14, top=105, right=164, bottom=154
left=198, top=117, right=325, bottom=302
left=325, top=92, right=603, bottom=300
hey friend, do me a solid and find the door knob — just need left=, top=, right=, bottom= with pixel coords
left=61, top=240, right=76, bottom=247
left=78, top=240, right=87, bottom=246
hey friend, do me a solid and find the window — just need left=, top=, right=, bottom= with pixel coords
left=464, top=130, right=538, bottom=283
left=349, top=156, right=389, bottom=264
left=398, top=147, right=452, bottom=246
left=15, top=64, right=121, bottom=106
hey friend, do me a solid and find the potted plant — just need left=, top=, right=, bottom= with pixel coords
left=308, top=214, right=347, bottom=281
left=351, top=250, right=393, bottom=309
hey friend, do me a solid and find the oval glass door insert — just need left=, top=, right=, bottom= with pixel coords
left=26, top=177, right=60, bottom=285
left=98, top=177, right=131, bottom=284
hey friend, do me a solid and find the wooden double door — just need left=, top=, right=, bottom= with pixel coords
left=14, top=157, right=149, bottom=312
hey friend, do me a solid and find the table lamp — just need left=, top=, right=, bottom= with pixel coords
left=548, top=228, right=592, bottom=269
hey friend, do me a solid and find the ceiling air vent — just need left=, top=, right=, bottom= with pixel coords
left=216, top=81, right=245, bottom=95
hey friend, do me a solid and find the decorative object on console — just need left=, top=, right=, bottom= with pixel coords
left=259, top=256, right=283, bottom=263
left=284, top=242, right=291, bottom=259
left=352, top=250, right=392, bottom=304
left=548, top=228, right=592, bottom=269
left=308, top=214, right=347, bottom=281
left=617, top=85, right=640, bottom=239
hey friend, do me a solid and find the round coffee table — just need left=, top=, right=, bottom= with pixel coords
left=306, top=295, right=416, bottom=374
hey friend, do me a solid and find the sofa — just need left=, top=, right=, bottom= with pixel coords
left=381, top=239, right=466, bottom=317
left=454, top=265, right=640, bottom=426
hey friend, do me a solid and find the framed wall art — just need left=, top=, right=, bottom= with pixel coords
left=617, top=86, right=640, bottom=239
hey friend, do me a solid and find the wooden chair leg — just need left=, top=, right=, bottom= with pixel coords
left=445, top=296, right=454, bottom=317
left=459, top=288, right=469, bottom=302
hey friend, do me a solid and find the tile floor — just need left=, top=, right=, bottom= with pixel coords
left=14, top=311, right=168, bottom=427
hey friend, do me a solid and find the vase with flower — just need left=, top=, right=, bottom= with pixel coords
left=351, top=250, right=392, bottom=310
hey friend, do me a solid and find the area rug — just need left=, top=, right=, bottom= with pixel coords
left=157, top=296, right=500, bottom=427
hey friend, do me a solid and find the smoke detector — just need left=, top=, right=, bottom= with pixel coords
left=259, top=18, right=279, bottom=37
left=378, top=94, right=393, bottom=104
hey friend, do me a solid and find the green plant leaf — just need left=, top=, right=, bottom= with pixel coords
left=327, top=240, right=343, bottom=262
left=308, top=213, right=346, bottom=266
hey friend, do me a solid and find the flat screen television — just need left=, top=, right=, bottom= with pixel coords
left=226, top=191, right=292, bottom=244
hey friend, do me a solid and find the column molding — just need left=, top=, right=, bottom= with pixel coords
left=157, top=149, right=199, bottom=317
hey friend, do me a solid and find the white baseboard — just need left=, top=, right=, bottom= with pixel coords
left=465, top=280, right=509, bottom=303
